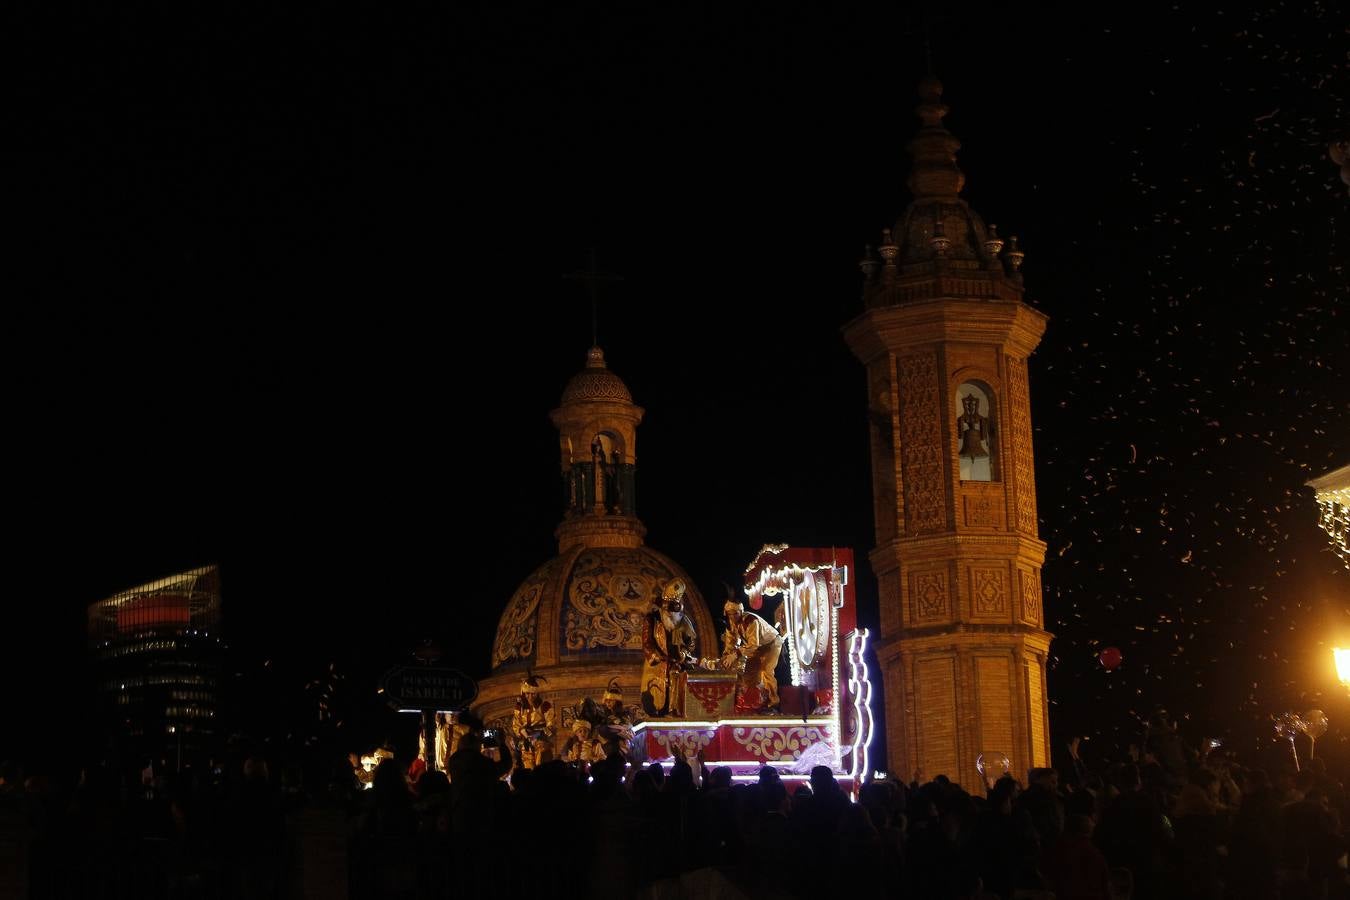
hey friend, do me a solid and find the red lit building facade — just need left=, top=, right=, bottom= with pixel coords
left=88, top=565, right=222, bottom=769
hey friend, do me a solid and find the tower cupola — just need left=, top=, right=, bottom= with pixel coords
left=549, top=346, right=646, bottom=551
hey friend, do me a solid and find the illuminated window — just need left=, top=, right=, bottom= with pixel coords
left=956, top=381, right=998, bottom=481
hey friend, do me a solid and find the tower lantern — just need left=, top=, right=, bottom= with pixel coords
left=550, top=345, right=645, bottom=551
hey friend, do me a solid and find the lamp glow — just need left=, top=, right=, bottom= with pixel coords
left=1335, top=648, right=1350, bottom=691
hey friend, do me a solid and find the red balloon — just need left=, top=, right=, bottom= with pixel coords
left=1098, top=647, right=1123, bottom=671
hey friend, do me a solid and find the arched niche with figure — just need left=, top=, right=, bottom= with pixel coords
left=954, top=381, right=998, bottom=481
left=587, top=430, right=633, bottom=516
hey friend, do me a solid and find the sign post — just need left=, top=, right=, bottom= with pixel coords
left=381, top=653, right=478, bottom=775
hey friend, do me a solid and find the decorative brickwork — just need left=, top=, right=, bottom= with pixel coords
left=898, top=352, right=945, bottom=534
left=1019, top=568, right=1042, bottom=626
left=963, top=491, right=1000, bottom=527
left=870, top=360, right=901, bottom=543
left=971, top=567, right=1008, bottom=617
left=913, top=570, right=949, bottom=623
left=1007, top=356, right=1038, bottom=536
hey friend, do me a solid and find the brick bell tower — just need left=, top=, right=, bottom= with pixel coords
left=843, top=76, right=1051, bottom=786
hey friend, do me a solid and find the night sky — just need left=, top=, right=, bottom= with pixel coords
left=7, top=4, right=1347, bottom=775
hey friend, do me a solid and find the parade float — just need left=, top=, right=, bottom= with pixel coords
left=632, top=545, right=874, bottom=792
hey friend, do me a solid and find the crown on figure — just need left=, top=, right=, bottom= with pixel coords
left=722, top=582, right=745, bottom=616
left=602, top=678, right=624, bottom=702
left=519, top=671, right=547, bottom=695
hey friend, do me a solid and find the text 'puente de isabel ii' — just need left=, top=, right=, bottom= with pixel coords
left=843, top=76, right=1052, bottom=784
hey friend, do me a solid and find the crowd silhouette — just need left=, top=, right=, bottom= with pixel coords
left=2, top=712, right=1347, bottom=899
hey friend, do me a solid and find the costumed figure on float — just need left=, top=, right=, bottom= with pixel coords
left=414, top=712, right=472, bottom=776
left=641, top=577, right=699, bottom=717
left=559, top=716, right=599, bottom=764
left=630, top=546, right=874, bottom=796
left=438, top=712, right=472, bottom=764
left=509, top=672, right=556, bottom=769
left=712, top=594, right=785, bottom=712
left=351, top=744, right=394, bottom=790
left=576, top=679, right=634, bottom=760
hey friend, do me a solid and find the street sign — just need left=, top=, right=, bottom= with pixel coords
left=380, top=665, right=478, bottom=711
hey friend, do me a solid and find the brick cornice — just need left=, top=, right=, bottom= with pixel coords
left=843, top=298, right=1048, bottom=364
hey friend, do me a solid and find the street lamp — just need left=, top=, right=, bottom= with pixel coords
left=1335, top=648, right=1350, bottom=695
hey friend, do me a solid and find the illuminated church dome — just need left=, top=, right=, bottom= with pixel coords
left=490, top=545, right=706, bottom=671
left=474, top=346, right=715, bottom=728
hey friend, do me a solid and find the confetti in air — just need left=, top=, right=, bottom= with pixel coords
left=1033, top=3, right=1348, bottom=760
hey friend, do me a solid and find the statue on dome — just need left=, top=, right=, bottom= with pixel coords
left=607, top=449, right=624, bottom=515
left=641, top=578, right=699, bottom=717
left=709, top=595, right=785, bottom=713
left=510, top=672, right=556, bottom=769
left=590, top=436, right=609, bottom=513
